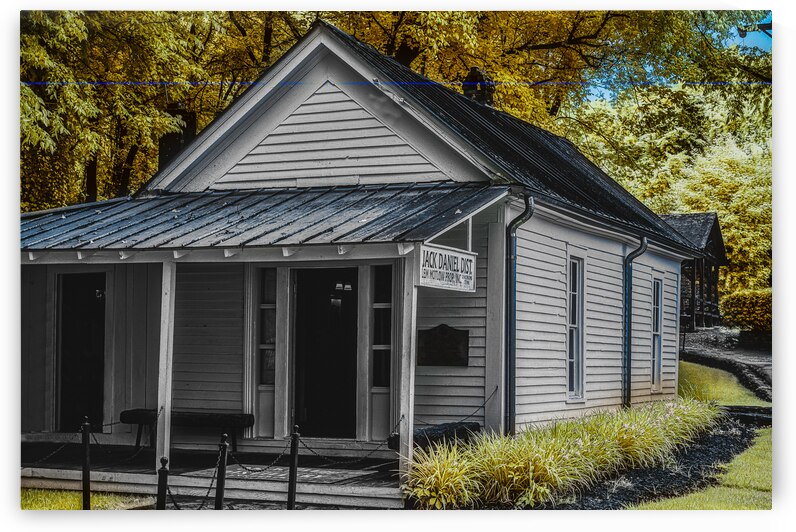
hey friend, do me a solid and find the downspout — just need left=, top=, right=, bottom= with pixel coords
left=622, top=237, right=648, bottom=408
left=504, top=189, right=534, bottom=436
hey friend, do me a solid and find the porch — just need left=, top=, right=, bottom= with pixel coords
left=21, top=441, right=403, bottom=509
left=21, top=183, right=510, bottom=493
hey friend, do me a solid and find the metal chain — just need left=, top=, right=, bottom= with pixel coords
left=26, top=408, right=162, bottom=469
left=296, top=414, right=405, bottom=466
left=414, top=385, right=498, bottom=426
left=89, top=429, right=150, bottom=469
left=25, top=432, right=79, bottom=467
left=166, top=486, right=182, bottom=510
left=196, top=446, right=222, bottom=510
left=228, top=440, right=291, bottom=473
left=298, top=437, right=390, bottom=466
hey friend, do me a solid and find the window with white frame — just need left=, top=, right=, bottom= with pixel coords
left=371, top=265, right=392, bottom=388
left=258, top=268, right=277, bottom=386
left=567, top=257, right=584, bottom=398
left=651, top=278, right=663, bottom=391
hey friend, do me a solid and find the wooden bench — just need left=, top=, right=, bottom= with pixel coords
left=119, top=409, right=255, bottom=452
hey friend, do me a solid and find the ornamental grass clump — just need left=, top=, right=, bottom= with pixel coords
left=405, top=441, right=480, bottom=509
left=404, top=398, right=720, bottom=509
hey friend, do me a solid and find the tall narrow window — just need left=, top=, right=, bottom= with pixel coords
left=258, top=268, right=277, bottom=385
left=652, top=279, right=663, bottom=391
left=567, top=257, right=584, bottom=398
left=372, top=265, right=392, bottom=388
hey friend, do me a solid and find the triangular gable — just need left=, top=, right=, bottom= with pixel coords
left=143, top=25, right=490, bottom=194
left=212, top=81, right=448, bottom=189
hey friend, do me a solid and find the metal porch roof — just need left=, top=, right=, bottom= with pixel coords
left=21, top=183, right=509, bottom=251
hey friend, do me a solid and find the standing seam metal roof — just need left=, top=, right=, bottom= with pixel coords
left=314, top=21, right=695, bottom=252
left=20, top=183, right=509, bottom=251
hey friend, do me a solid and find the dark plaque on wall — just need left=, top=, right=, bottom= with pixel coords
left=417, top=324, right=469, bottom=366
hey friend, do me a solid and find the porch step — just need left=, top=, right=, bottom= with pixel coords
left=21, top=467, right=404, bottom=509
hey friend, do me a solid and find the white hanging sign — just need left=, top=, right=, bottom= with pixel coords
left=418, top=243, right=477, bottom=292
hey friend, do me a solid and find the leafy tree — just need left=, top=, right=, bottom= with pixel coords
left=21, top=11, right=769, bottom=211
left=561, top=83, right=771, bottom=292
left=20, top=10, right=309, bottom=210
left=19, top=11, right=772, bottom=294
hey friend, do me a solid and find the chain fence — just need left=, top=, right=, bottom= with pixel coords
left=296, top=414, right=404, bottom=467
left=166, top=486, right=182, bottom=510
left=227, top=439, right=291, bottom=474
left=413, top=385, right=498, bottom=426
left=88, top=407, right=163, bottom=469
left=195, top=445, right=223, bottom=510
left=24, top=429, right=82, bottom=468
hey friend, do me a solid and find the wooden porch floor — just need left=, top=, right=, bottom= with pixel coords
left=21, top=442, right=403, bottom=509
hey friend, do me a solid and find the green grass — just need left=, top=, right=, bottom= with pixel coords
left=678, top=361, right=771, bottom=407
left=404, top=398, right=721, bottom=509
left=632, top=427, right=772, bottom=510
left=20, top=489, right=153, bottom=510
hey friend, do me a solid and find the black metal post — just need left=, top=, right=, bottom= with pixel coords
left=287, top=425, right=300, bottom=510
left=81, top=417, right=91, bottom=510
left=156, top=457, right=169, bottom=510
left=214, top=434, right=229, bottom=510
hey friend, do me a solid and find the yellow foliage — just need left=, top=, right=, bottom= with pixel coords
left=721, top=288, right=772, bottom=331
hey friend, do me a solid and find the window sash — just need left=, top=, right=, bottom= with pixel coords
left=652, top=280, right=662, bottom=334
left=371, top=265, right=393, bottom=390
left=652, top=279, right=663, bottom=389
left=567, top=257, right=584, bottom=398
left=257, top=268, right=277, bottom=386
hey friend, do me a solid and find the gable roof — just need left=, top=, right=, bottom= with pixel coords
left=312, top=21, right=695, bottom=253
left=660, top=212, right=727, bottom=263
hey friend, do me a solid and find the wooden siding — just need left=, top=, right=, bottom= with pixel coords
left=113, top=264, right=163, bottom=430
left=21, top=264, right=161, bottom=441
left=413, top=209, right=498, bottom=426
left=213, top=81, right=448, bottom=189
left=172, top=264, right=245, bottom=414
left=21, top=265, right=48, bottom=432
left=512, top=214, right=680, bottom=428
left=629, top=264, right=680, bottom=403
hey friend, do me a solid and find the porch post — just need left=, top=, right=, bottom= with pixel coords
left=155, top=261, right=177, bottom=470
left=484, top=209, right=506, bottom=433
left=398, top=246, right=418, bottom=476
left=689, top=259, right=696, bottom=332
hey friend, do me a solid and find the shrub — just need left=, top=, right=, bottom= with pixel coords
left=404, top=441, right=481, bottom=509
left=721, top=288, right=772, bottom=331
left=403, top=398, right=720, bottom=509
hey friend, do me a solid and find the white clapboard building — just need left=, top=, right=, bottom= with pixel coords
left=21, top=20, right=698, bottom=484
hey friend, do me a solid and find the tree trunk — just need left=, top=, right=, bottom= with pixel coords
left=85, top=157, right=97, bottom=203
left=394, top=41, right=421, bottom=67
left=262, top=12, right=273, bottom=66
left=112, top=144, right=139, bottom=197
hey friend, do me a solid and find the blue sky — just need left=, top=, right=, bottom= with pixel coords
left=729, top=12, right=772, bottom=52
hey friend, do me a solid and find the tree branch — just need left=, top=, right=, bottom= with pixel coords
left=228, top=12, right=259, bottom=66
